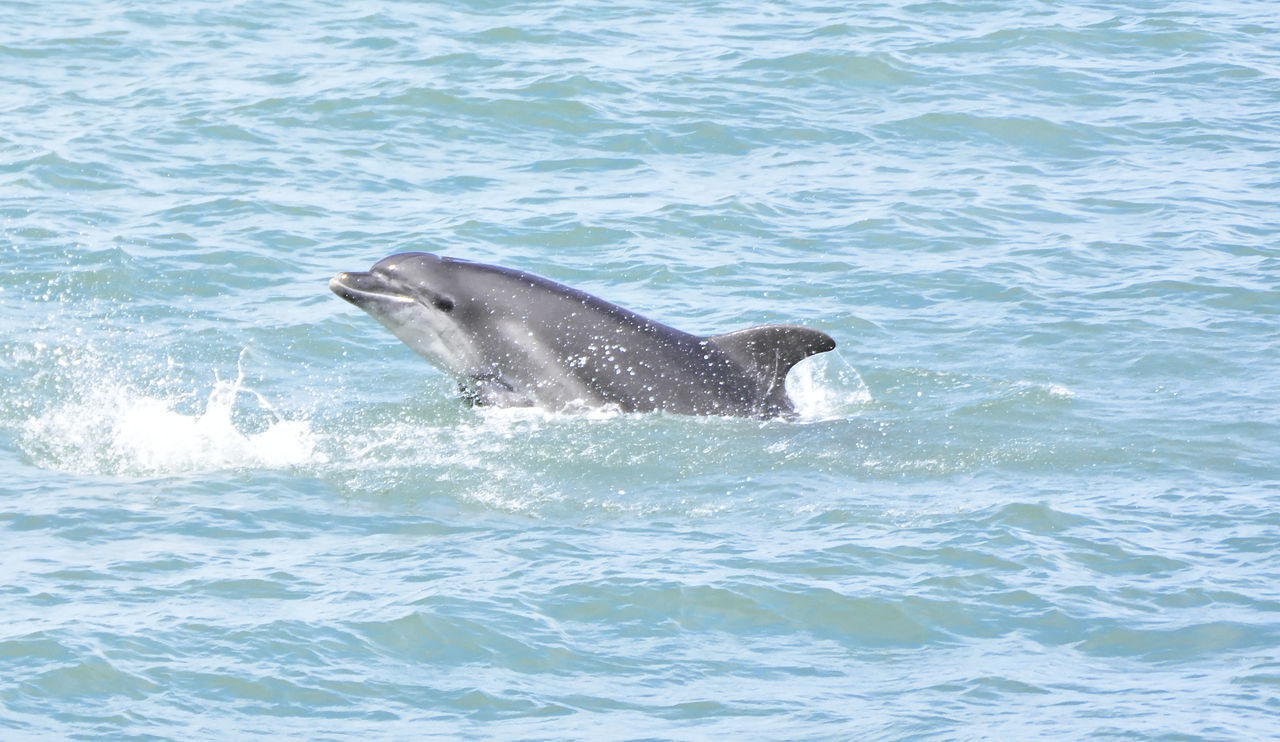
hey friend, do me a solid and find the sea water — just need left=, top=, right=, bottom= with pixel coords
left=2, top=1, right=1278, bottom=738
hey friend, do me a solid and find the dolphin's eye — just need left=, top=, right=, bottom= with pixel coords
left=432, top=296, right=455, bottom=312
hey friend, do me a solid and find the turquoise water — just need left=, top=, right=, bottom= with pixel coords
left=3, top=0, right=1279, bottom=737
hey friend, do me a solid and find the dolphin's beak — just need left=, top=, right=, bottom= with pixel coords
left=328, top=272, right=358, bottom=303
left=329, top=271, right=413, bottom=306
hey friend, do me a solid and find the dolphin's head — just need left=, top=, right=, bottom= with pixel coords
left=330, top=252, right=480, bottom=376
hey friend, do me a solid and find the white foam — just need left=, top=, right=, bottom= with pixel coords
left=20, top=356, right=323, bottom=477
left=1012, top=380, right=1075, bottom=400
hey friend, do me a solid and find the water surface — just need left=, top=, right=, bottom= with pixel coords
left=2, top=0, right=1279, bottom=738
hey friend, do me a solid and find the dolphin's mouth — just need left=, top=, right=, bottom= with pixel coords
left=329, top=272, right=414, bottom=306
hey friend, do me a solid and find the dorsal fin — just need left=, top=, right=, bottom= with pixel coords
left=705, top=325, right=836, bottom=411
left=707, top=324, right=836, bottom=370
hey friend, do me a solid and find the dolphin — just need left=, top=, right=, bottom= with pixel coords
left=329, top=252, right=835, bottom=419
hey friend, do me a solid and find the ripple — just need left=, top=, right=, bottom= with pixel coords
left=738, top=51, right=918, bottom=86
left=1078, top=621, right=1279, bottom=662
left=23, top=656, right=160, bottom=700
left=876, top=112, right=1121, bottom=158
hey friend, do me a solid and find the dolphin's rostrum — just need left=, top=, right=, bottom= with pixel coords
left=330, top=252, right=835, bottom=418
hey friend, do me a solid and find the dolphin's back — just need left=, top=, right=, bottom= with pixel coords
left=448, top=258, right=835, bottom=417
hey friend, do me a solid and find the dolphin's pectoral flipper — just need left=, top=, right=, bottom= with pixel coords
left=460, top=373, right=535, bottom=407
left=705, top=324, right=837, bottom=410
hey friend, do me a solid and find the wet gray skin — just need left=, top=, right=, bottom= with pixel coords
left=330, top=252, right=835, bottom=418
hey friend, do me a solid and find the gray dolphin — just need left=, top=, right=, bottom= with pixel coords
left=329, top=252, right=835, bottom=419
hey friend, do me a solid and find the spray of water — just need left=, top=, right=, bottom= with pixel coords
left=787, top=349, right=872, bottom=421
left=19, top=349, right=323, bottom=477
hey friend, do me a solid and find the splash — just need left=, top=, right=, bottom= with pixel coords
left=13, top=335, right=867, bottom=483
left=786, top=351, right=872, bottom=421
left=19, top=351, right=323, bottom=477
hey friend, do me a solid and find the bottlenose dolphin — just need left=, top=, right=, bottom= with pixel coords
left=329, top=252, right=835, bottom=419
